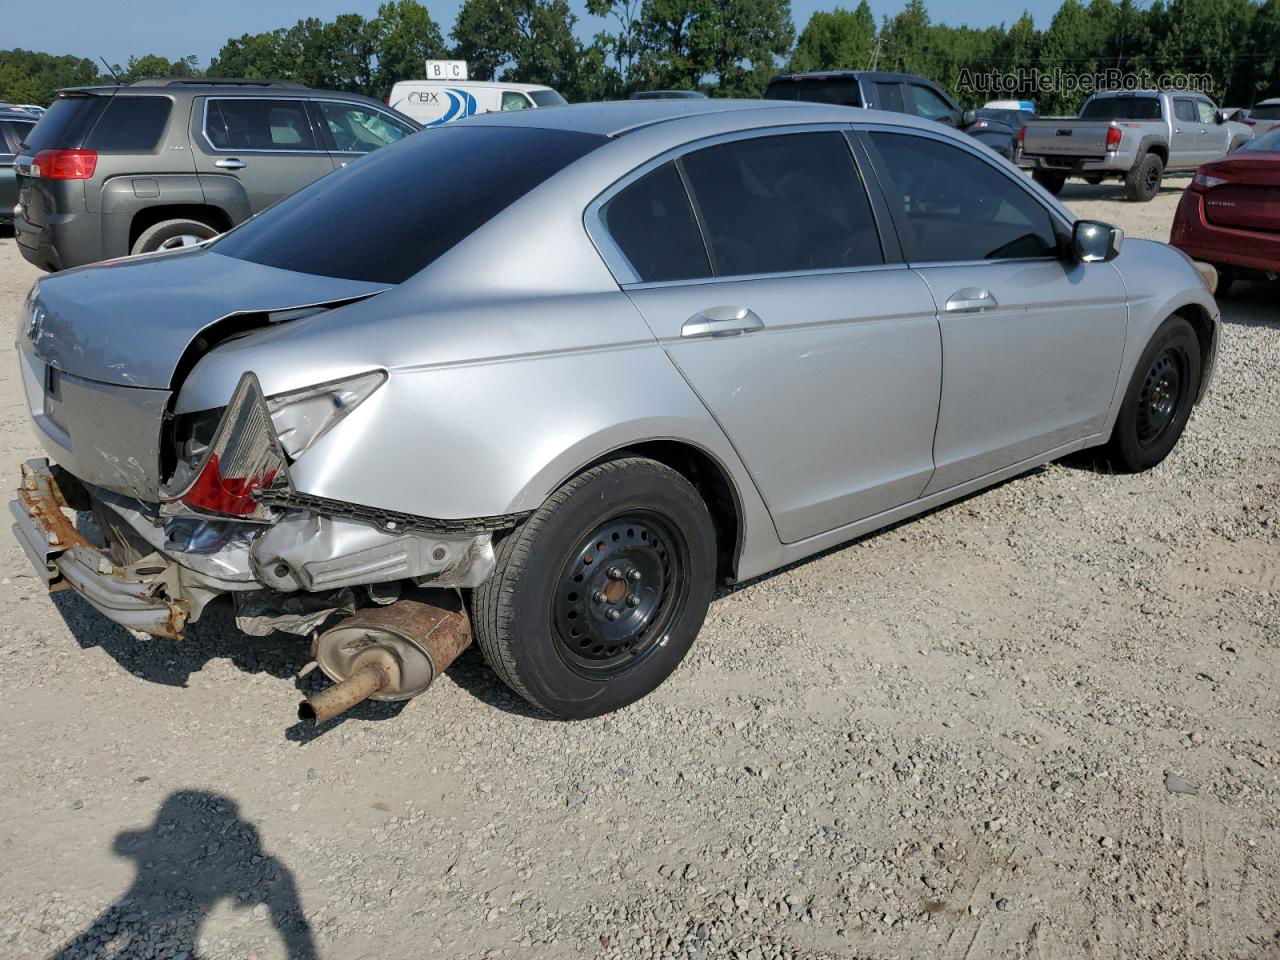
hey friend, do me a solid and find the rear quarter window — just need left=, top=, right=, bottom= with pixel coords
left=86, top=96, right=172, bottom=151
left=19, top=96, right=108, bottom=153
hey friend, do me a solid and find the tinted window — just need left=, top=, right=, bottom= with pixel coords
left=1195, top=100, right=1216, bottom=124
left=600, top=162, right=710, bottom=283
left=1081, top=96, right=1161, bottom=120
left=1173, top=99, right=1197, bottom=123
left=213, top=126, right=604, bottom=283
left=909, top=84, right=955, bottom=122
left=1, top=120, right=35, bottom=154
left=529, top=90, right=568, bottom=107
left=874, top=82, right=906, bottom=113
left=85, top=96, right=172, bottom=151
left=870, top=132, right=1057, bottom=262
left=19, top=95, right=107, bottom=152
left=764, top=77, right=862, bottom=107
left=318, top=102, right=413, bottom=153
left=206, top=99, right=317, bottom=151
left=1251, top=104, right=1280, bottom=120
left=681, top=132, right=883, bottom=276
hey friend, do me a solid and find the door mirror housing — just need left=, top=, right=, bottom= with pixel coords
left=962, top=109, right=977, bottom=126
left=1070, top=219, right=1124, bottom=263
left=1214, top=109, right=1227, bottom=125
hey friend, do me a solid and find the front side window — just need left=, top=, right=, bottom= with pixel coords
left=1195, top=100, right=1217, bottom=124
left=501, top=91, right=533, bottom=111
left=870, top=131, right=1058, bottom=262
left=319, top=102, right=413, bottom=153
left=874, top=82, right=906, bottom=113
left=213, top=125, right=605, bottom=283
left=681, top=132, right=883, bottom=276
left=600, top=162, right=711, bottom=283
left=909, top=84, right=955, bottom=122
left=1173, top=99, right=1198, bottom=123
left=206, top=99, right=318, bottom=151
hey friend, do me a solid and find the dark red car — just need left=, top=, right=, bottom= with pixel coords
left=1171, top=127, right=1280, bottom=296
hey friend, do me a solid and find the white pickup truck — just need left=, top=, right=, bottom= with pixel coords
left=1021, top=90, right=1253, bottom=201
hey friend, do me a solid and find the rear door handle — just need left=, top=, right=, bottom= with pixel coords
left=214, top=158, right=246, bottom=169
left=681, top=306, right=765, bottom=338
left=944, top=288, right=998, bottom=313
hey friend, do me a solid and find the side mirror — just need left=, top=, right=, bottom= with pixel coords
left=962, top=108, right=977, bottom=126
left=1214, top=109, right=1227, bottom=125
left=1071, top=219, right=1124, bottom=263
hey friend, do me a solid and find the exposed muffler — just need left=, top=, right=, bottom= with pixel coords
left=299, top=592, right=471, bottom=723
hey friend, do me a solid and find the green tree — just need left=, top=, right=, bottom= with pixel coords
left=587, top=0, right=643, bottom=86
left=371, top=0, right=448, bottom=92
left=208, top=30, right=296, bottom=80
left=788, top=4, right=877, bottom=72
left=453, top=0, right=581, bottom=91
left=120, top=54, right=202, bottom=83
left=0, top=49, right=102, bottom=105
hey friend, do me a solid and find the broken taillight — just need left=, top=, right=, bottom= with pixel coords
left=162, top=372, right=292, bottom=521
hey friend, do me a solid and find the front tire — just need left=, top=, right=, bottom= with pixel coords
left=473, top=457, right=717, bottom=719
left=1032, top=170, right=1067, bottom=195
left=131, top=218, right=219, bottom=255
left=1105, top=316, right=1201, bottom=472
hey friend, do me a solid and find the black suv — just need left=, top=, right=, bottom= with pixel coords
left=14, top=78, right=420, bottom=271
left=764, top=71, right=966, bottom=127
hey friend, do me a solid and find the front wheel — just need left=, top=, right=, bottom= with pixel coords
left=473, top=457, right=717, bottom=718
left=1105, top=316, right=1201, bottom=472
left=1032, top=170, right=1067, bottom=195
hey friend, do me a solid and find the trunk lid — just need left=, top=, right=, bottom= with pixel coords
left=1200, top=156, right=1280, bottom=233
left=30, top=247, right=389, bottom=389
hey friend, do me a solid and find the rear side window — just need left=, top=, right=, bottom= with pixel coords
left=870, top=131, right=1057, bottom=262
left=874, top=82, right=906, bottom=113
left=763, top=78, right=863, bottom=108
left=19, top=96, right=107, bottom=153
left=85, top=96, right=172, bottom=151
left=681, top=132, right=883, bottom=276
left=600, top=162, right=710, bottom=283
left=206, top=99, right=318, bottom=151
left=1173, top=99, right=1197, bottom=123
left=213, top=126, right=605, bottom=283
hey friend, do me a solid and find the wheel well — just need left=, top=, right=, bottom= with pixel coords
left=607, top=441, right=743, bottom=584
left=1173, top=303, right=1215, bottom=401
left=1147, top=144, right=1168, bottom=165
left=129, top=205, right=232, bottom=251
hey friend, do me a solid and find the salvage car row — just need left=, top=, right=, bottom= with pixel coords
left=11, top=96, right=1227, bottom=724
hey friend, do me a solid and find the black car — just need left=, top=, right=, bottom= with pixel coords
left=964, top=108, right=1038, bottom=164
left=14, top=78, right=420, bottom=271
left=1, top=108, right=38, bottom=229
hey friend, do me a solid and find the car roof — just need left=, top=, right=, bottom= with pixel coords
left=1256, top=98, right=1280, bottom=106
left=768, top=71, right=927, bottom=83
left=390, top=80, right=553, bottom=92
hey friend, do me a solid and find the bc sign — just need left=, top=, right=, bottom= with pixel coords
left=425, top=60, right=468, bottom=81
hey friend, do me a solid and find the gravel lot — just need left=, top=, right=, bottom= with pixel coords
left=1, top=178, right=1277, bottom=960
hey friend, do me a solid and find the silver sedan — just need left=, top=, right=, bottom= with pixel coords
left=11, top=100, right=1220, bottom=721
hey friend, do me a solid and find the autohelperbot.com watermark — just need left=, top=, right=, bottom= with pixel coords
left=957, top=67, right=1215, bottom=98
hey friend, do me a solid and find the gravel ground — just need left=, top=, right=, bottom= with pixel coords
left=0, top=179, right=1277, bottom=960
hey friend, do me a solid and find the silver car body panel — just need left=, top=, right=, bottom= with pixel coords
left=18, top=100, right=1221, bottom=605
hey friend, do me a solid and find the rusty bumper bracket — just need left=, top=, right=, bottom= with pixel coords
left=9, top=459, right=189, bottom=638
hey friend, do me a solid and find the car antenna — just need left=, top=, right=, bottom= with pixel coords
left=99, top=57, right=122, bottom=85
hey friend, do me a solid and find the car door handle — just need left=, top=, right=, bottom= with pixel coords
left=944, top=289, right=999, bottom=313
left=680, top=306, right=765, bottom=338
left=214, top=158, right=246, bottom=169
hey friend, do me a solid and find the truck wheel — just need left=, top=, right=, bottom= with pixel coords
left=472, top=456, right=717, bottom=719
left=1125, top=153, right=1164, bottom=202
left=1032, top=170, right=1066, bottom=195
left=1105, top=316, right=1200, bottom=472
left=131, top=218, right=219, bottom=255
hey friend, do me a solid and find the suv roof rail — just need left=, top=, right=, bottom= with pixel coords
left=126, top=77, right=308, bottom=89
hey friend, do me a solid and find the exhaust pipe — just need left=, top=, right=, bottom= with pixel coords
left=299, top=593, right=471, bottom=723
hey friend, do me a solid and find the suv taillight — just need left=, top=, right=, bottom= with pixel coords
left=30, top=149, right=98, bottom=180
left=1105, top=127, right=1122, bottom=150
left=1017, top=126, right=1027, bottom=145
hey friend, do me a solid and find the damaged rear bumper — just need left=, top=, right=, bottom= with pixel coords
left=10, top=459, right=190, bottom=637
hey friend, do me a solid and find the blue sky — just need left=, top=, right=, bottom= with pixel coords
left=12, top=0, right=1052, bottom=68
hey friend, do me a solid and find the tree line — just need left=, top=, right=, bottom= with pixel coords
left=2, top=0, right=1277, bottom=115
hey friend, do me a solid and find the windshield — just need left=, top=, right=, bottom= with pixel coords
left=529, top=89, right=567, bottom=107
left=1241, top=128, right=1280, bottom=152
left=1251, top=105, right=1280, bottom=120
left=764, top=78, right=862, bottom=108
left=1081, top=96, right=1162, bottom=121
left=212, top=125, right=605, bottom=284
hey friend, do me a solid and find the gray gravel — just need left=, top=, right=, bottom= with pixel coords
left=0, top=184, right=1277, bottom=960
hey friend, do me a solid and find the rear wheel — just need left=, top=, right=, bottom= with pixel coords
left=1032, top=170, right=1066, bottom=195
left=473, top=457, right=717, bottom=719
left=1125, top=153, right=1164, bottom=202
left=1105, top=316, right=1201, bottom=472
left=131, top=218, right=219, bottom=255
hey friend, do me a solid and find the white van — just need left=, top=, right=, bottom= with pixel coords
left=388, top=80, right=567, bottom=127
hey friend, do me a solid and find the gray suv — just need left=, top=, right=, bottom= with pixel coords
left=13, top=78, right=420, bottom=271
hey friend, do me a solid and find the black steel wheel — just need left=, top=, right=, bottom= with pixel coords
left=1106, top=316, right=1201, bottom=472
left=473, top=456, right=717, bottom=719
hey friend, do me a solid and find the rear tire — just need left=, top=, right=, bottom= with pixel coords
left=1125, top=153, right=1164, bottom=202
left=472, top=457, right=717, bottom=719
left=1105, top=316, right=1201, bottom=472
left=131, top=218, right=219, bottom=255
left=1032, top=170, right=1067, bottom=195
